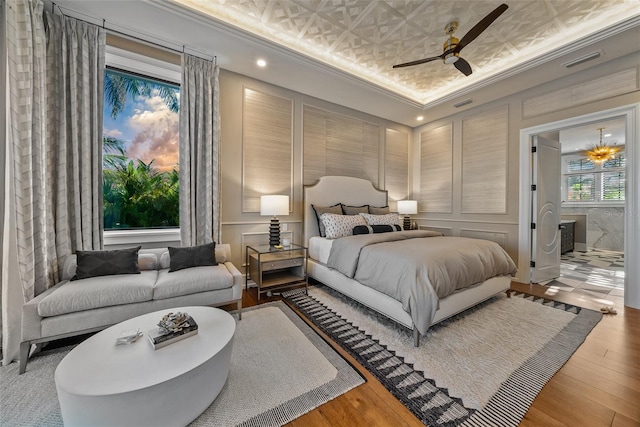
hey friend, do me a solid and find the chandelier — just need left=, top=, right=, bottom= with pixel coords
left=585, top=128, right=618, bottom=163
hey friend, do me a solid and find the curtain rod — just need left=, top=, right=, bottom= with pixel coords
left=51, top=3, right=217, bottom=65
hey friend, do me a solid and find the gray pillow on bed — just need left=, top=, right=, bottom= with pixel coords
left=368, top=205, right=390, bottom=214
left=312, top=203, right=343, bottom=237
left=341, top=204, right=369, bottom=215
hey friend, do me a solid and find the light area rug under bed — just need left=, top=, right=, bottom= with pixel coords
left=0, top=302, right=364, bottom=427
left=285, top=284, right=602, bottom=427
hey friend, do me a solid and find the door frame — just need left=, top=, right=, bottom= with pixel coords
left=517, top=103, right=639, bottom=309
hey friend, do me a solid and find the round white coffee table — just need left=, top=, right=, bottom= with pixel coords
left=55, top=306, right=235, bottom=427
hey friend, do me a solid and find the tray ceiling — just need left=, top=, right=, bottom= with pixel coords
left=174, top=0, right=640, bottom=105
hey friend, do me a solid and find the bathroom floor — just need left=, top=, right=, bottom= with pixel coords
left=538, top=249, right=625, bottom=306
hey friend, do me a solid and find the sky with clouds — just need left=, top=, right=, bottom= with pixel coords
left=103, top=77, right=180, bottom=173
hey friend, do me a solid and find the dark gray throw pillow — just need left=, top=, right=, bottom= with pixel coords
left=168, top=242, right=218, bottom=272
left=73, top=246, right=141, bottom=280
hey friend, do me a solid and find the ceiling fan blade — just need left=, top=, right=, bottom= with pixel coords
left=454, top=58, right=472, bottom=76
left=455, top=3, right=508, bottom=53
left=393, top=56, right=442, bottom=69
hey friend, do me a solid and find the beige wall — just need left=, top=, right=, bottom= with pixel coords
left=411, top=52, right=640, bottom=269
left=218, top=69, right=412, bottom=270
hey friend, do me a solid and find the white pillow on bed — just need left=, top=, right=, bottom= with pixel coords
left=320, top=213, right=367, bottom=239
left=359, top=212, right=403, bottom=227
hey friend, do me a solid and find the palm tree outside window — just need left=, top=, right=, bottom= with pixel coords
left=102, top=68, right=180, bottom=229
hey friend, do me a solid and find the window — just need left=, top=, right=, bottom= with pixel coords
left=102, top=67, right=180, bottom=230
left=563, top=152, right=625, bottom=204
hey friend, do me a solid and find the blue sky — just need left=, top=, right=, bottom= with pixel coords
left=103, top=71, right=180, bottom=172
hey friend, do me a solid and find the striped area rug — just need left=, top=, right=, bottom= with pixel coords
left=284, top=286, right=602, bottom=427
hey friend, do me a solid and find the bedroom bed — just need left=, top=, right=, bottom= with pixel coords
left=303, top=176, right=517, bottom=346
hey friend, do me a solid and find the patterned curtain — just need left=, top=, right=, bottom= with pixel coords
left=179, top=54, right=221, bottom=246
left=2, top=0, right=105, bottom=365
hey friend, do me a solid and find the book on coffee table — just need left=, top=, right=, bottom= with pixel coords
left=148, top=315, right=198, bottom=350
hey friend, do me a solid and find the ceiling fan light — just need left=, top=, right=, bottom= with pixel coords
left=444, top=55, right=459, bottom=64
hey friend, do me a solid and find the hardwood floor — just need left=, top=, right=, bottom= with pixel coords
left=237, top=282, right=640, bottom=427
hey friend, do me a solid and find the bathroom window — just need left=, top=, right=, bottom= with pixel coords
left=563, top=153, right=625, bottom=203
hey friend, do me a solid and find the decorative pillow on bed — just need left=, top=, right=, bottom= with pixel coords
left=320, top=213, right=367, bottom=239
left=359, top=212, right=403, bottom=227
left=341, top=204, right=369, bottom=215
left=312, top=203, right=343, bottom=237
left=73, top=246, right=141, bottom=280
left=353, top=224, right=402, bottom=235
left=168, top=242, right=218, bottom=272
left=368, top=205, right=390, bottom=214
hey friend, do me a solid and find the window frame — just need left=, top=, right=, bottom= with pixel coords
left=103, top=45, right=182, bottom=246
left=562, top=151, right=626, bottom=207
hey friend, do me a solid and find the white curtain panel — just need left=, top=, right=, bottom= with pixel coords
left=179, top=54, right=221, bottom=246
left=44, top=11, right=105, bottom=255
left=3, top=0, right=48, bottom=366
left=2, top=1, right=105, bottom=365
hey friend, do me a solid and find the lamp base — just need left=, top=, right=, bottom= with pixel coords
left=403, top=216, right=411, bottom=230
left=269, top=218, right=281, bottom=247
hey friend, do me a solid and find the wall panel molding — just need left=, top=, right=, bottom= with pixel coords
left=385, top=128, right=409, bottom=203
left=460, top=228, right=508, bottom=249
left=418, top=225, right=452, bottom=236
left=242, top=87, right=293, bottom=212
left=303, top=104, right=379, bottom=186
left=522, top=68, right=639, bottom=118
left=420, top=123, right=453, bottom=213
left=461, top=106, right=508, bottom=214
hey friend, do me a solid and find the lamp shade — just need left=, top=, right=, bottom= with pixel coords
left=260, top=195, right=289, bottom=216
left=397, top=200, right=418, bottom=215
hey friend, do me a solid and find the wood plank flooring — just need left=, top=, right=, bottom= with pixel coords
left=237, top=282, right=640, bottom=427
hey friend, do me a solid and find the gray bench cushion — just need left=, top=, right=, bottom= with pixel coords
left=38, top=271, right=158, bottom=317
left=153, top=265, right=233, bottom=300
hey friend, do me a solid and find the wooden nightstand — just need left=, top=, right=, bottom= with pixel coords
left=246, top=244, right=308, bottom=301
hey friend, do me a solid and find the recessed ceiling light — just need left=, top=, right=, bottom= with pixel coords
left=417, top=115, right=424, bottom=121
left=604, top=133, right=612, bottom=137
left=256, top=59, right=267, bottom=67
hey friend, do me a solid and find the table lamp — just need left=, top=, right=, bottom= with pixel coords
left=397, top=200, right=418, bottom=230
left=260, top=195, right=289, bottom=247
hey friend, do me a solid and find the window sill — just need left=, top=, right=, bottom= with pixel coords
left=103, top=228, right=181, bottom=246
left=562, top=203, right=625, bottom=208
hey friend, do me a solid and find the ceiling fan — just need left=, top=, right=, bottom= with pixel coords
left=393, top=3, right=509, bottom=76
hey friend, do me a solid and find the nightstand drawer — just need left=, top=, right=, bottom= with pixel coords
left=262, top=257, right=304, bottom=272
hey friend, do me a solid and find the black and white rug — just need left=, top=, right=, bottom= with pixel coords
left=284, top=285, right=602, bottom=427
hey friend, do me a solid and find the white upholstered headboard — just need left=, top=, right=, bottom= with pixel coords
left=304, top=176, right=388, bottom=245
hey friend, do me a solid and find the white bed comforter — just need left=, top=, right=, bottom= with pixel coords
left=326, top=231, right=517, bottom=333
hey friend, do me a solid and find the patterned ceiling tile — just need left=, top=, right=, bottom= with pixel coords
left=176, top=0, right=640, bottom=104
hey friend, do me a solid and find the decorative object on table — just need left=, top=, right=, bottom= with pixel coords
left=115, top=329, right=143, bottom=345
left=148, top=312, right=199, bottom=349
left=260, top=195, right=289, bottom=247
left=397, top=200, right=418, bottom=230
left=282, top=237, right=291, bottom=247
